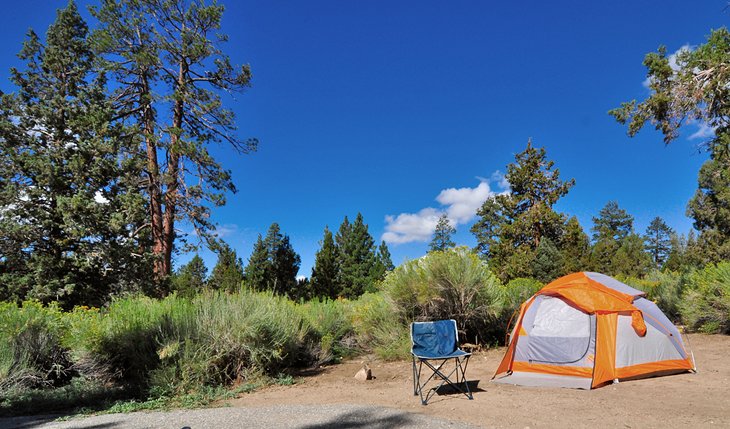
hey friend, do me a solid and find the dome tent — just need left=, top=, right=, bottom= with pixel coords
left=492, top=272, right=695, bottom=389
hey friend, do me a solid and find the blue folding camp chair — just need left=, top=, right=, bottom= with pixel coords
left=411, top=319, right=473, bottom=405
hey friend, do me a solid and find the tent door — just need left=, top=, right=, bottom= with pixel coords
left=526, top=296, right=592, bottom=364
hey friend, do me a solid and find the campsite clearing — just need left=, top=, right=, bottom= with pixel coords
left=226, top=334, right=730, bottom=428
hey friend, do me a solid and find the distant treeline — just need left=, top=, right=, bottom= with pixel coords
left=173, top=214, right=393, bottom=301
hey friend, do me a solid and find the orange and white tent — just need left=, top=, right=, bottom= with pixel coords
left=492, top=272, right=695, bottom=389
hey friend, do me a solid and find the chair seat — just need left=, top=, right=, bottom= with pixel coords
left=412, top=349, right=471, bottom=360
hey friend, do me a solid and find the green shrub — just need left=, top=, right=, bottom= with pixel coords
left=176, top=291, right=313, bottom=391
left=381, top=247, right=504, bottom=345
left=621, top=270, right=685, bottom=322
left=297, top=298, right=355, bottom=364
left=65, top=290, right=318, bottom=397
left=680, top=262, right=730, bottom=334
left=502, top=278, right=542, bottom=313
left=351, top=292, right=410, bottom=360
left=4, top=290, right=414, bottom=414
left=0, top=301, right=73, bottom=392
left=64, top=295, right=187, bottom=392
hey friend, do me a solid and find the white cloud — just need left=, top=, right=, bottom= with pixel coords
left=688, top=121, right=716, bottom=140
left=382, top=207, right=441, bottom=244
left=642, top=44, right=692, bottom=89
left=214, top=223, right=239, bottom=238
left=490, top=170, right=510, bottom=191
left=437, top=181, right=494, bottom=224
left=382, top=176, right=504, bottom=245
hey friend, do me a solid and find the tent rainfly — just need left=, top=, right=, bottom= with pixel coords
left=492, top=272, right=695, bottom=389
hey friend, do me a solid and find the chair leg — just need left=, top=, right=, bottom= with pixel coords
left=413, top=359, right=429, bottom=405
left=412, top=356, right=418, bottom=396
left=413, top=356, right=473, bottom=405
left=456, top=356, right=473, bottom=400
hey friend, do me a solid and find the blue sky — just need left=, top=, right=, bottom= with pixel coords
left=1, top=1, right=726, bottom=276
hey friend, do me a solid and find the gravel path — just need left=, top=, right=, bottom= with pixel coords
left=1, top=404, right=480, bottom=429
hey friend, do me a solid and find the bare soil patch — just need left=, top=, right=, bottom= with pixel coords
left=226, top=334, right=730, bottom=428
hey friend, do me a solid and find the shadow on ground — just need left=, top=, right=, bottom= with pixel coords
left=0, top=384, right=131, bottom=429
left=0, top=416, right=122, bottom=429
left=297, top=408, right=415, bottom=429
left=434, top=379, right=484, bottom=395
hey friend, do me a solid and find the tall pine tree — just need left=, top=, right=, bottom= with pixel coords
left=471, top=140, right=575, bottom=282
left=243, top=223, right=300, bottom=296
left=644, top=216, right=673, bottom=268
left=310, top=226, right=340, bottom=299
left=0, top=2, right=149, bottom=306
left=171, top=255, right=207, bottom=297
left=429, top=214, right=456, bottom=252
left=591, top=201, right=633, bottom=242
left=91, top=0, right=257, bottom=283
left=663, top=232, right=687, bottom=272
left=611, top=233, right=653, bottom=277
left=208, top=241, right=244, bottom=292
left=589, top=201, right=634, bottom=274
left=371, top=240, right=394, bottom=284
left=337, top=213, right=377, bottom=298
left=335, top=216, right=351, bottom=252
left=378, top=241, right=394, bottom=271
left=244, top=234, right=268, bottom=291
left=560, top=216, right=590, bottom=274
left=532, top=237, right=563, bottom=283
left=267, top=224, right=301, bottom=296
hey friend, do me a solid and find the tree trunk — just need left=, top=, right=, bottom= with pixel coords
left=140, top=73, right=167, bottom=281
left=160, top=59, right=188, bottom=279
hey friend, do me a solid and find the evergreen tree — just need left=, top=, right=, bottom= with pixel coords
left=471, top=198, right=504, bottom=260
left=429, top=214, right=456, bottom=252
left=267, top=224, right=301, bottom=296
left=560, top=216, right=591, bottom=274
left=379, top=241, right=395, bottom=271
left=683, top=230, right=707, bottom=268
left=532, top=238, right=563, bottom=283
left=208, top=242, right=244, bottom=292
left=687, top=144, right=730, bottom=261
left=611, top=28, right=730, bottom=263
left=591, top=201, right=634, bottom=242
left=337, top=213, right=377, bottom=298
left=589, top=238, right=620, bottom=274
left=334, top=216, right=351, bottom=251
left=290, top=277, right=311, bottom=302
left=644, top=217, right=674, bottom=268
left=611, top=233, right=653, bottom=277
left=310, top=227, right=340, bottom=299
left=371, top=240, right=394, bottom=284
left=243, top=223, right=300, bottom=296
left=171, top=255, right=207, bottom=297
left=243, top=234, right=268, bottom=291
left=664, top=232, right=687, bottom=272
left=471, top=140, right=575, bottom=282
left=0, top=2, right=149, bottom=306
left=91, top=0, right=257, bottom=283
left=589, top=201, right=638, bottom=275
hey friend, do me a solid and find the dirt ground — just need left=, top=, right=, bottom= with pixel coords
left=226, top=334, right=730, bottom=428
